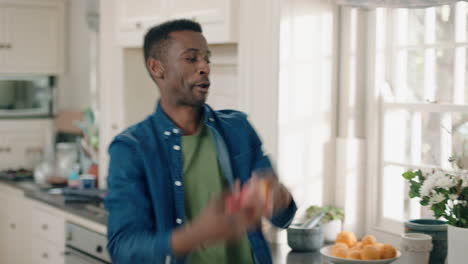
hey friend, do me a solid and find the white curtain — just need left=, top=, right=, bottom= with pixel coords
left=335, top=0, right=465, bottom=8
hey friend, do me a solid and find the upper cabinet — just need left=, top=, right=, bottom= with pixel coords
left=0, top=0, right=64, bottom=74
left=116, top=0, right=238, bottom=47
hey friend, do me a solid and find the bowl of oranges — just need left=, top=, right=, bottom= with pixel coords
left=320, top=231, right=401, bottom=264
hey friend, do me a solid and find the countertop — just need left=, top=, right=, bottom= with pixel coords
left=0, top=178, right=107, bottom=226
left=1, top=178, right=328, bottom=263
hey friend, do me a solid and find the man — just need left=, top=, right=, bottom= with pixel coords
left=105, top=19, right=297, bottom=264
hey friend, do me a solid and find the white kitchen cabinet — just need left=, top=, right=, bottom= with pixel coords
left=0, top=184, right=32, bottom=264
left=116, top=0, right=238, bottom=46
left=0, top=119, right=54, bottom=170
left=167, top=0, right=238, bottom=44
left=30, top=200, right=65, bottom=264
left=0, top=0, right=64, bottom=74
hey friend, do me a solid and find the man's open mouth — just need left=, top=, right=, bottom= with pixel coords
left=194, top=82, right=210, bottom=91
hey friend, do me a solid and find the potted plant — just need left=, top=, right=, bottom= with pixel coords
left=305, top=205, right=344, bottom=243
left=402, top=158, right=468, bottom=264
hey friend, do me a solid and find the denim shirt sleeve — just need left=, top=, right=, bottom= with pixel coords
left=246, top=118, right=297, bottom=229
left=105, top=139, right=172, bottom=264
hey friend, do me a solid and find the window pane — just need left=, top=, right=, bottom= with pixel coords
left=383, top=109, right=413, bottom=163
left=382, top=165, right=406, bottom=221
left=435, top=48, right=454, bottom=103
left=436, top=5, right=456, bottom=43
left=452, top=112, right=468, bottom=166
left=408, top=9, right=426, bottom=45
left=395, top=49, right=425, bottom=102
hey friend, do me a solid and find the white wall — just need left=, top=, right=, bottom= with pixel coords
left=59, top=0, right=98, bottom=111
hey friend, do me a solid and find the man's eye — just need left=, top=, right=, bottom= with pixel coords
left=186, top=58, right=197, bottom=62
left=205, top=57, right=211, bottom=64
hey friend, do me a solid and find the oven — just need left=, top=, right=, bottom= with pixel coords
left=65, top=222, right=111, bottom=264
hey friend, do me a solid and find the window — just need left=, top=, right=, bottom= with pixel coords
left=369, top=2, right=468, bottom=235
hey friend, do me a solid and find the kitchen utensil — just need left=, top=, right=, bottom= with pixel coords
left=400, top=233, right=432, bottom=264
left=287, top=224, right=324, bottom=252
left=301, top=211, right=325, bottom=229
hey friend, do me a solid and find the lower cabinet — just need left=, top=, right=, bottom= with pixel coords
left=0, top=183, right=65, bottom=264
left=0, top=184, right=32, bottom=264
left=30, top=200, right=66, bottom=264
left=31, top=238, right=65, bottom=264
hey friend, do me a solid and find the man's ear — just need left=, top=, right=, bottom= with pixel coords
left=147, top=57, right=165, bottom=79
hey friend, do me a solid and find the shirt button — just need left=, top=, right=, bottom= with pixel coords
left=176, top=218, right=183, bottom=224
left=164, top=131, right=171, bottom=136
left=175, top=181, right=182, bottom=186
left=209, top=117, right=214, bottom=122
left=173, top=145, right=181, bottom=151
left=172, top=128, right=179, bottom=134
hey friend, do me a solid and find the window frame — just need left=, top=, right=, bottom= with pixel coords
left=366, top=3, right=468, bottom=242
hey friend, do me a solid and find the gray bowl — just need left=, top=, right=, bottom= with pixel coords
left=287, top=224, right=324, bottom=252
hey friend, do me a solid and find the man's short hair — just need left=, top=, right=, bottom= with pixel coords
left=143, top=19, right=202, bottom=63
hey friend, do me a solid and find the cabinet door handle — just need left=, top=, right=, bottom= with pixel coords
left=0, top=43, right=4, bottom=49
left=135, top=22, right=142, bottom=28
left=10, top=223, right=16, bottom=229
left=42, top=252, right=48, bottom=259
left=5, top=147, right=11, bottom=153
left=42, top=224, right=48, bottom=230
left=5, top=43, right=11, bottom=49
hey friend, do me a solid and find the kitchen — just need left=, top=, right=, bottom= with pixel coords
left=0, top=0, right=467, bottom=263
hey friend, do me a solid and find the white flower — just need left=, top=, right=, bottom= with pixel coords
left=429, top=193, right=445, bottom=205
left=420, top=178, right=435, bottom=197
left=461, top=173, right=468, bottom=188
left=449, top=194, right=459, bottom=201
left=434, top=174, right=456, bottom=190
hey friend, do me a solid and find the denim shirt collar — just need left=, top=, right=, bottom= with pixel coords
left=152, top=101, right=215, bottom=137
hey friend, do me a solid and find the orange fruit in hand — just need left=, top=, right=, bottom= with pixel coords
left=361, top=235, right=377, bottom=246
left=336, top=231, right=357, bottom=247
left=361, top=245, right=380, bottom=260
left=380, top=244, right=397, bottom=259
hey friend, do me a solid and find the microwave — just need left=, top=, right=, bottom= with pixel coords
left=0, top=76, right=56, bottom=118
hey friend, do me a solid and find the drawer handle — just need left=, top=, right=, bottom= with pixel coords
left=135, top=22, right=142, bottom=28
left=42, top=252, right=48, bottom=259
left=5, top=43, right=11, bottom=49
left=42, top=224, right=48, bottom=230
left=10, top=223, right=16, bottom=229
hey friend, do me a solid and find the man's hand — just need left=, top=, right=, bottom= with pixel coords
left=170, top=188, right=263, bottom=256
left=253, top=170, right=292, bottom=218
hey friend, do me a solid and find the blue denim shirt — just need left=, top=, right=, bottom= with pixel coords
left=105, top=103, right=297, bottom=264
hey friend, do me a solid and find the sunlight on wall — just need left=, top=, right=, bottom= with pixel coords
left=279, top=0, right=337, bottom=209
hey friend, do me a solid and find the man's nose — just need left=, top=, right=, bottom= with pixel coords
left=198, top=61, right=210, bottom=75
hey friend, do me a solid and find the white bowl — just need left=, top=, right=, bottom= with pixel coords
left=320, top=245, right=401, bottom=264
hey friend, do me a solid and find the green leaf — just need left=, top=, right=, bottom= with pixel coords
left=415, top=170, right=424, bottom=181
left=403, top=171, right=415, bottom=180
left=409, top=182, right=421, bottom=198
left=420, top=197, right=430, bottom=206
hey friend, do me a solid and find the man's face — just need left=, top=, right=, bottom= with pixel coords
left=158, top=30, right=211, bottom=107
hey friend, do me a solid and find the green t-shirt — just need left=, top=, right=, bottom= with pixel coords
left=182, top=124, right=254, bottom=264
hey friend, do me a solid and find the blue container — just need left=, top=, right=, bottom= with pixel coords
left=405, top=219, right=447, bottom=264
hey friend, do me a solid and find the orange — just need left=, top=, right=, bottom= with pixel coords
left=335, top=247, right=348, bottom=258
left=380, top=244, right=397, bottom=259
left=347, top=249, right=362, bottom=260
left=361, top=245, right=380, bottom=260
left=331, top=243, right=348, bottom=256
left=361, top=235, right=377, bottom=246
left=336, top=231, right=357, bottom=247
left=351, top=242, right=363, bottom=250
